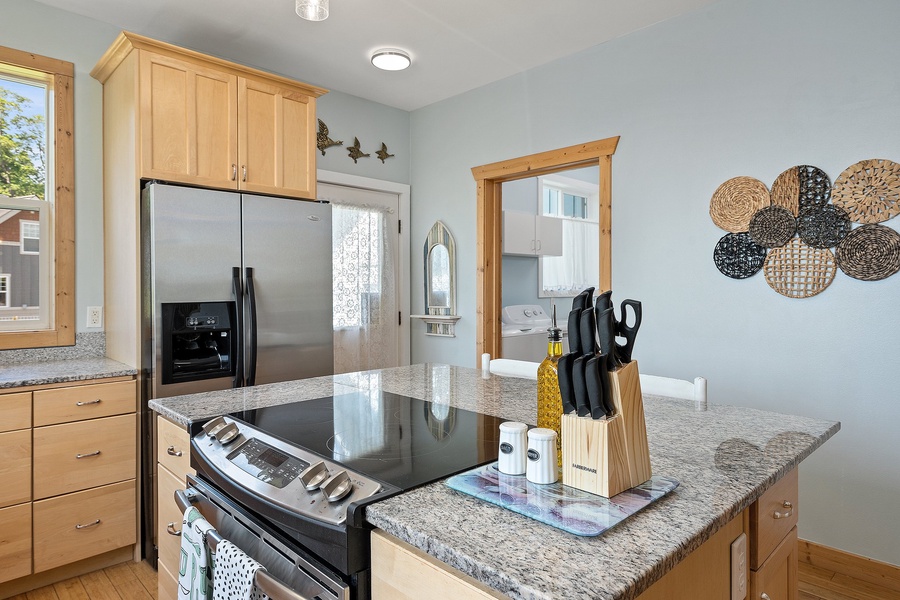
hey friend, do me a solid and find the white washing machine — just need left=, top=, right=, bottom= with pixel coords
left=500, top=304, right=569, bottom=362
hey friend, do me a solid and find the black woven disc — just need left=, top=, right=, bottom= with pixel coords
left=797, top=165, right=832, bottom=210
left=749, top=205, right=796, bottom=248
left=835, top=224, right=900, bottom=281
left=797, top=205, right=852, bottom=248
left=713, top=232, right=768, bottom=279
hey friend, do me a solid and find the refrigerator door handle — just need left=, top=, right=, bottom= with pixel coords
left=231, top=267, right=245, bottom=388
left=246, top=266, right=259, bottom=387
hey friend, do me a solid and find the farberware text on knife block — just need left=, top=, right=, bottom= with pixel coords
left=561, top=360, right=652, bottom=498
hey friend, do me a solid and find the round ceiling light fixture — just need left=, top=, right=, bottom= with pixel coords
left=296, top=0, right=329, bottom=21
left=371, top=48, right=411, bottom=71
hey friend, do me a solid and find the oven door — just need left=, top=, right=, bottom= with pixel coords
left=179, top=475, right=350, bottom=600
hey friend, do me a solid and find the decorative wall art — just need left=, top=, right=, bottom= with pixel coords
left=376, top=143, right=395, bottom=163
left=314, top=119, right=398, bottom=166
left=709, top=159, right=900, bottom=298
left=316, top=119, right=342, bottom=155
left=347, top=137, right=370, bottom=163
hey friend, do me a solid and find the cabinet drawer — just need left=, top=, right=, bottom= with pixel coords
left=33, top=380, right=136, bottom=426
left=750, top=468, right=798, bottom=569
left=157, top=415, right=193, bottom=478
left=750, top=526, right=798, bottom=600
left=0, top=392, right=31, bottom=432
left=0, top=430, right=31, bottom=508
left=33, top=479, right=136, bottom=573
left=33, top=413, right=136, bottom=499
left=0, top=503, right=32, bottom=584
left=157, top=464, right=187, bottom=579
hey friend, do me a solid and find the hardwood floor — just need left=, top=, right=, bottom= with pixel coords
left=7, top=557, right=898, bottom=600
left=6, top=561, right=157, bottom=600
left=800, top=561, right=900, bottom=600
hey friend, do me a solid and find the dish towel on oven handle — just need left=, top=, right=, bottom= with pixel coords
left=213, top=539, right=269, bottom=600
left=178, top=506, right=215, bottom=600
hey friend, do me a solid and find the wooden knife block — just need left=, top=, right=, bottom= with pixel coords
left=561, top=360, right=652, bottom=498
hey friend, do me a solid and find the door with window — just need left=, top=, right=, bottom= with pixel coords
left=320, top=182, right=404, bottom=374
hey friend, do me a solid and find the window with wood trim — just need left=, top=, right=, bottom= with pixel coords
left=0, top=45, right=74, bottom=349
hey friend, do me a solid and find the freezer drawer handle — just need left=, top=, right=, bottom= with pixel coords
left=167, top=446, right=184, bottom=457
left=76, top=399, right=102, bottom=406
left=75, top=519, right=101, bottom=530
left=175, top=489, right=314, bottom=600
left=773, top=501, right=793, bottom=519
left=166, top=522, right=182, bottom=536
left=76, top=450, right=102, bottom=459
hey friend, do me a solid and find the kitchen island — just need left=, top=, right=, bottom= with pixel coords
left=150, top=363, right=839, bottom=600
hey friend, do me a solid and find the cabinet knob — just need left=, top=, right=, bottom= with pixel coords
left=232, top=164, right=237, bottom=181
left=75, top=519, right=101, bottom=530
left=773, top=500, right=793, bottom=519
left=75, top=398, right=102, bottom=406
left=166, top=522, right=182, bottom=537
left=167, top=445, right=183, bottom=457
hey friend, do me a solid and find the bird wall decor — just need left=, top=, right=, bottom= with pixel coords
left=376, top=143, right=395, bottom=163
left=347, top=137, right=370, bottom=163
left=316, top=119, right=342, bottom=156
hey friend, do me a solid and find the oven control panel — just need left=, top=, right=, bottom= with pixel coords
left=192, top=416, right=384, bottom=526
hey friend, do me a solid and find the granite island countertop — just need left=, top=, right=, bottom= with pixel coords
left=148, top=363, right=840, bottom=600
left=0, top=356, right=137, bottom=388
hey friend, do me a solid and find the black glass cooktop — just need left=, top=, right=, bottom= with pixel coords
left=229, top=391, right=503, bottom=490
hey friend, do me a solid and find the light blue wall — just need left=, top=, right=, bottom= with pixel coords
left=409, top=0, right=900, bottom=564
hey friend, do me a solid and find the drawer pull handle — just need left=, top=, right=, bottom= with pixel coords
left=232, top=164, right=237, bottom=181
left=75, top=519, right=101, bottom=530
left=76, top=450, right=102, bottom=459
left=167, top=446, right=184, bottom=457
left=242, top=165, right=247, bottom=182
left=76, top=399, right=102, bottom=406
left=773, top=500, right=793, bottom=519
left=166, top=522, right=182, bottom=537
left=761, top=594, right=772, bottom=600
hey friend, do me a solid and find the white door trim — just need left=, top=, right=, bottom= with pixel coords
left=317, top=169, right=411, bottom=367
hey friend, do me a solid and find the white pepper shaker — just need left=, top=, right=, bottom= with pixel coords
left=526, top=428, right=558, bottom=484
left=498, top=422, right=528, bottom=475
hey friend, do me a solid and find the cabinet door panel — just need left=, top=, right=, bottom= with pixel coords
left=0, top=392, right=31, bottom=432
left=157, top=465, right=186, bottom=581
left=750, top=526, right=798, bottom=600
left=140, top=51, right=238, bottom=188
left=0, top=430, right=31, bottom=508
left=157, top=415, right=193, bottom=479
left=502, top=210, right=537, bottom=255
left=751, top=468, right=798, bottom=568
left=239, top=77, right=315, bottom=199
left=0, top=503, right=32, bottom=583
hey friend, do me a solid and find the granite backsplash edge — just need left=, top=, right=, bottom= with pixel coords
left=0, top=331, right=105, bottom=365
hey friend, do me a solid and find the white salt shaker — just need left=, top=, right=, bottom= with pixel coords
left=498, top=422, right=528, bottom=475
left=526, top=428, right=558, bottom=484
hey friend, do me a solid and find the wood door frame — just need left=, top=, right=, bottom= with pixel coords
left=471, top=136, right=619, bottom=364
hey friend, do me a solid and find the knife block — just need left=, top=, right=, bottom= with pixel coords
left=561, top=360, right=652, bottom=498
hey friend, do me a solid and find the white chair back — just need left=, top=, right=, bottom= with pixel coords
left=488, top=358, right=540, bottom=380
left=640, top=374, right=707, bottom=408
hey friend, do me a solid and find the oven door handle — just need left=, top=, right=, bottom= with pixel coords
left=175, top=489, right=315, bottom=600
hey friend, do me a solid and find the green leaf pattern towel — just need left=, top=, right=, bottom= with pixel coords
left=178, top=506, right=215, bottom=600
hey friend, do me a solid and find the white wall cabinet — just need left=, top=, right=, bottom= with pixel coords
left=502, top=210, right=563, bottom=257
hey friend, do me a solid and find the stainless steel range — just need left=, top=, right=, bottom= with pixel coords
left=186, top=390, right=504, bottom=599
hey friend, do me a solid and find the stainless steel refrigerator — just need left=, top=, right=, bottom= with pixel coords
left=140, top=182, right=333, bottom=562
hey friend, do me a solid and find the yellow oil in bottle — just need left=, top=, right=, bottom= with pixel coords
left=537, top=320, right=564, bottom=468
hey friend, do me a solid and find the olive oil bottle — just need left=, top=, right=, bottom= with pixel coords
left=537, top=306, right=564, bottom=467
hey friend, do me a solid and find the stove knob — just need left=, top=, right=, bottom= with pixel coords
left=321, top=470, right=353, bottom=503
left=299, top=461, right=330, bottom=491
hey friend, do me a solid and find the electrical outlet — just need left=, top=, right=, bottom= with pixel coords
left=731, top=532, right=747, bottom=600
left=87, top=306, right=103, bottom=328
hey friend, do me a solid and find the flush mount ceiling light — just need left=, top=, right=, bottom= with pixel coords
left=296, top=0, right=329, bottom=21
left=371, top=48, right=411, bottom=71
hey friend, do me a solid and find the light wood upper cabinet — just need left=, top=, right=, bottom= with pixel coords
left=140, top=51, right=238, bottom=188
left=92, top=31, right=326, bottom=200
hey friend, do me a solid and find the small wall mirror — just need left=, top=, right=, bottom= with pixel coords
left=412, top=221, right=460, bottom=336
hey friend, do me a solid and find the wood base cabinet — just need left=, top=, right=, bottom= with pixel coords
left=156, top=415, right=195, bottom=600
left=0, top=503, right=32, bottom=584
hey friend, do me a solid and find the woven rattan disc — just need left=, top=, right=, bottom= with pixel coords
left=763, top=239, right=836, bottom=298
left=797, top=205, right=851, bottom=248
left=710, top=177, right=771, bottom=233
left=835, top=224, right=900, bottom=281
left=797, top=165, right=832, bottom=211
left=749, top=205, right=796, bottom=248
left=771, top=167, right=800, bottom=216
left=713, top=232, right=768, bottom=279
left=832, top=159, right=900, bottom=223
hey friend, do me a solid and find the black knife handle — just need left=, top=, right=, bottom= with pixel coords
left=557, top=353, right=577, bottom=414
left=598, top=353, right=616, bottom=416
left=572, top=356, right=590, bottom=417
left=595, top=306, right=619, bottom=367
left=585, top=356, right=606, bottom=420
left=595, top=290, right=613, bottom=313
left=567, top=308, right=582, bottom=357
left=579, top=309, right=597, bottom=356
left=583, top=287, right=595, bottom=312
left=572, top=291, right=588, bottom=312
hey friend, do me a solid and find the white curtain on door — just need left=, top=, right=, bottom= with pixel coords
left=332, top=202, right=398, bottom=374
left=540, top=218, right=599, bottom=295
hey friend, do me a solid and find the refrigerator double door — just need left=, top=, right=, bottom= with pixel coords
left=145, top=183, right=333, bottom=400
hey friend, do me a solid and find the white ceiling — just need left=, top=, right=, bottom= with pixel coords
left=36, top=0, right=719, bottom=111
